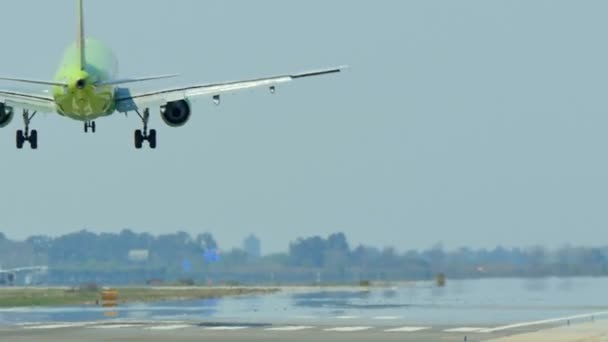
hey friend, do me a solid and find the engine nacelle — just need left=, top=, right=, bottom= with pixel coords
left=0, top=103, right=14, bottom=128
left=160, top=99, right=191, bottom=127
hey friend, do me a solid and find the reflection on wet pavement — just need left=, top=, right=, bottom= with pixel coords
left=2, top=278, right=608, bottom=327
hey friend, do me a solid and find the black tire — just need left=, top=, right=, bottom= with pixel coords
left=16, top=130, right=24, bottom=149
left=29, top=130, right=38, bottom=150
left=134, top=130, right=143, bottom=149
left=148, top=129, right=157, bottom=149
left=84, top=123, right=88, bottom=133
left=91, top=121, right=96, bottom=133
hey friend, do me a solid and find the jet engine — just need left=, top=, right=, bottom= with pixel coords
left=161, top=100, right=191, bottom=127
left=0, top=103, right=14, bottom=128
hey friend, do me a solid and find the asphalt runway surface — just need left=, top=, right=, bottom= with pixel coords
left=0, top=320, right=563, bottom=342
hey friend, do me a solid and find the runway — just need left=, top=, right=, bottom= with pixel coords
left=2, top=278, right=608, bottom=341
left=0, top=319, right=566, bottom=342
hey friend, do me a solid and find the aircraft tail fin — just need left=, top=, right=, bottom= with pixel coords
left=77, top=0, right=86, bottom=71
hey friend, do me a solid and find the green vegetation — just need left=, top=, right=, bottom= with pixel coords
left=0, top=287, right=279, bottom=308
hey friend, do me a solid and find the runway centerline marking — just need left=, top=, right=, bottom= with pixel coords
left=335, top=315, right=359, bottom=319
left=204, top=326, right=249, bottom=331
left=479, top=311, right=608, bottom=333
left=265, top=326, right=314, bottom=331
left=444, top=327, right=485, bottom=333
left=325, top=326, right=372, bottom=332
left=384, top=326, right=430, bottom=332
left=146, top=324, right=191, bottom=331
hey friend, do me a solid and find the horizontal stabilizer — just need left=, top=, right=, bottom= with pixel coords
left=0, top=77, right=68, bottom=87
left=95, top=74, right=179, bottom=87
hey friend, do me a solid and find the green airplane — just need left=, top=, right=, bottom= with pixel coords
left=0, top=0, right=344, bottom=150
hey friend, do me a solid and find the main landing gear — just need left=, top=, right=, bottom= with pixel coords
left=134, top=108, right=157, bottom=149
left=16, top=110, right=37, bottom=149
left=84, top=121, right=96, bottom=133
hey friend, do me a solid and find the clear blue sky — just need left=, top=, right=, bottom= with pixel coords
left=1, top=0, right=608, bottom=253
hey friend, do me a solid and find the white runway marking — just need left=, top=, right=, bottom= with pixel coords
left=335, top=315, right=359, bottom=319
left=204, top=326, right=249, bottom=331
left=265, top=326, right=314, bottom=331
left=90, top=324, right=141, bottom=329
left=25, top=323, right=89, bottom=330
left=146, top=324, right=191, bottom=331
left=324, top=326, right=372, bottom=332
left=479, top=311, right=608, bottom=333
left=384, top=326, right=430, bottom=332
left=444, top=327, right=485, bottom=333
left=373, top=316, right=403, bottom=320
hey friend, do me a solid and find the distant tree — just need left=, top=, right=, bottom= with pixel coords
left=26, top=235, right=52, bottom=253
left=221, top=248, right=248, bottom=267
left=289, top=236, right=326, bottom=267
left=196, top=233, right=218, bottom=250
left=351, top=245, right=369, bottom=267
left=326, top=233, right=349, bottom=252
left=374, top=247, right=401, bottom=268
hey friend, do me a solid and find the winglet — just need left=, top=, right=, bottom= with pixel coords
left=291, top=65, right=348, bottom=79
left=77, top=0, right=86, bottom=71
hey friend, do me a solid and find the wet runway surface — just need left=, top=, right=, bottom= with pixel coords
left=1, top=278, right=608, bottom=341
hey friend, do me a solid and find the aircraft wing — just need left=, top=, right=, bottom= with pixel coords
left=115, top=66, right=345, bottom=112
left=0, top=266, right=48, bottom=273
left=0, top=90, right=56, bottom=113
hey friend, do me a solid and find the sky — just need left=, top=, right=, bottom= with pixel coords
left=1, top=0, right=608, bottom=253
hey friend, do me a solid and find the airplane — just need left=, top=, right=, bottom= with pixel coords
left=0, top=0, right=344, bottom=150
left=0, top=266, right=48, bottom=285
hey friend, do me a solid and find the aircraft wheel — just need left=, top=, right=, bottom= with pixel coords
left=134, top=130, right=144, bottom=149
left=16, top=130, right=25, bottom=149
left=29, top=130, right=38, bottom=150
left=91, top=121, right=96, bottom=133
left=148, top=129, right=157, bottom=149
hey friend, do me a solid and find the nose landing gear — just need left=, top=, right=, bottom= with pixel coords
left=16, top=110, right=37, bottom=150
left=84, top=121, right=96, bottom=133
left=134, top=108, right=157, bottom=149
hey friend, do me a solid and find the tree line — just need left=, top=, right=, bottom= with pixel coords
left=1, top=230, right=607, bottom=285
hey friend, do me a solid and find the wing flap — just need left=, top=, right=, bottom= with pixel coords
left=0, top=90, right=56, bottom=113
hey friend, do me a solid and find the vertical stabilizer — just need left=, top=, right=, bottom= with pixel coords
left=77, top=0, right=86, bottom=70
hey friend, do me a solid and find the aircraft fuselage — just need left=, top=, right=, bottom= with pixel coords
left=52, top=39, right=117, bottom=121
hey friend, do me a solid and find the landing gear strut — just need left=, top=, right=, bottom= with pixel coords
left=16, top=110, right=37, bottom=149
left=134, top=108, right=156, bottom=149
left=84, top=121, right=96, bottom=133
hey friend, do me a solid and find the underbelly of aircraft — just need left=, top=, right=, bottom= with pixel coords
left=55, top=90, right=115, bottom=120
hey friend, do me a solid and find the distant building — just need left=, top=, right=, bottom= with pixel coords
left=128, top=249, right=149, bottom=262
left=243, top=235, right=261, bottom=259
